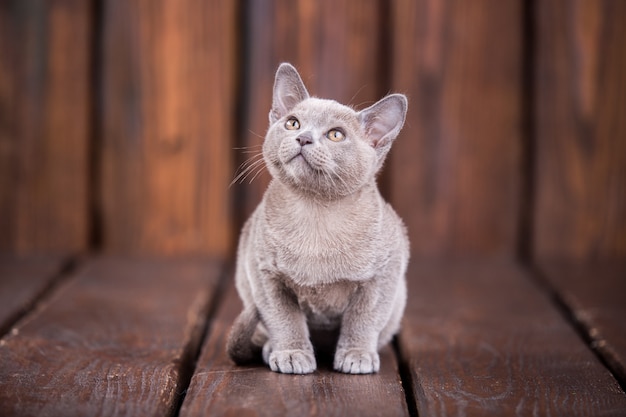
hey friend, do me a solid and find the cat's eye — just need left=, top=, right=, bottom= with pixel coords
left=326, top=129, right=345, bottom=142
left=285, top=117, right=300, bottom=130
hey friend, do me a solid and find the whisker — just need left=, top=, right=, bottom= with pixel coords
left=233, top=159, right=265, bottom=183
left=230, top=154, right=266, bottom=186
left=330, top=165, right=350, bottom=193
left=238, top=152, right=264, bottom=167
left=232, top=144, right=263, bottom=151
left=237, top=159, right=266, bottom=184
left=348, top=84, right=368, bottom=108
left=247, top=129, right=265, bottom=139
left=233, top=144, right=263, bottom=150
left=234, top=158, right=263, bottom=179
left=247, top=164, right=268, bottom=184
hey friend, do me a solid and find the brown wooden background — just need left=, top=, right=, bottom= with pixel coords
left=1, top=0, right=624, bottom=264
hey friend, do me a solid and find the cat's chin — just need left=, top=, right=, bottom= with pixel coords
left=283, top=153, right=318, bottom=178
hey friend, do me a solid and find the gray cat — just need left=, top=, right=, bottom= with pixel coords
left=227, top=63, right=409, bottom=374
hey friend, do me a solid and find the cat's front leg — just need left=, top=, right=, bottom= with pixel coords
left=258, top=275, right=316, bottom=374
left=334, top=281, right=390, bottom=374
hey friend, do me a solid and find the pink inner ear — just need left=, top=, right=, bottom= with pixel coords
left=272, top=65, right=310, bottom=121
left=360, top=95, right=407, bottom=150
left=364, top=115, right=396, bottom=149
left=279, top=93, right=301, bottom=114
left=367, top=122, right=390, bottom=148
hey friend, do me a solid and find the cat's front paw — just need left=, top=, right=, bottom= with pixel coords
left=268, top=349, right=317, bottom=374
left=334, top=348, right=380, bottom=374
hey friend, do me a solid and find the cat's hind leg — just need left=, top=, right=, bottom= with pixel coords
left=226, top=306, right=262, bottom=364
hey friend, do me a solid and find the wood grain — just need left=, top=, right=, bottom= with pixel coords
left=540, top=261, right=626, bottom=383
left=0, top=0, right=91, bottom=253
left=101, top=0, right=236, bottom=256
left=238, top=0, right=388, bottom=220
left=398, top=261, right=626, bottom=416
left=0, top=258, right=222, bottom=417
left=533, top=0, right=626, bottom=260
left=390, top=0, right=523, bottom=259
left=180, top=281, right=409, bottom=417
left=0, top=255, right=66, bottom=336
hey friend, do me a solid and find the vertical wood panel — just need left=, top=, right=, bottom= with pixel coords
left=0, top=0, right=91, bottom=253
left=534, top=0, right=626, bottom=261
left=238, top=0, right=386, bottom=220
left=101, top=0, right=236, bottom=257
left=391, top=0, right=523, bottom=259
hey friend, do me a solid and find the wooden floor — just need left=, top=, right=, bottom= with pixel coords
left=1, top=256, right=625, bottom=417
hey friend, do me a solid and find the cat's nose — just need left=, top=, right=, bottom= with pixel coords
left=296, top=133, right=313, bottom=146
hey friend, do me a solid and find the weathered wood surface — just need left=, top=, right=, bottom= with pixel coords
left=101, top=0, right=236, bottom=257
left=534, top=0, right=626, bottom=260
left=0, top=257, right=222, bottom=417
left=1, top=257, right=625, bottom=416
left=0, top=256, right=66, bottom=336
left=180, top=281, right=409, bottom=417
left=0, top=0, right=91, bottom=253
left=238, top=0, right=388, bottom=220
left=391, top=0, right=523, bottom=259
left=540, top=262, right=626, bottom=384
left=398, top=261, right=626, bottom=416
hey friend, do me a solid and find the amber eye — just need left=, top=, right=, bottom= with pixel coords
left=285, top=117, right=300, bottom=130
left=326, top=129, right=345, bottom=142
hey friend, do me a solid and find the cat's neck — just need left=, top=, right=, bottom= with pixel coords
left=266, top=179, right=380, bottom=211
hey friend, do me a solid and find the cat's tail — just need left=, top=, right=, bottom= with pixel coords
left=226, top=306, right=263, bottom=364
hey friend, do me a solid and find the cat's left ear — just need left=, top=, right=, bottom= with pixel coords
left=358, top=94, right=407, bottom=157
left=270, top=63, right=310, bottom=124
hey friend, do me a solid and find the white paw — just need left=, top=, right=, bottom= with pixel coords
left=334, top=348, right=380, bottom=374
left=268, top=349, right=316, bottom=374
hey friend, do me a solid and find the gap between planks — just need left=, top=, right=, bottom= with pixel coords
left=0, top=255, right=80, bottom=338
left=529, top=262, right=626, bottom=393
left=178, top=279, right=411, bottom=417
left=172, top=264, right=232, bottom=417
left=0, top=257, right=227, bottom=417
left=397, top=259, right=626, bottom=416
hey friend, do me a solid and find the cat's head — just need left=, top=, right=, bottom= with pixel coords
left=263, top=63, right=407, bottom=200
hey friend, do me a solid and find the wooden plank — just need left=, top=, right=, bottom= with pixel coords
left=540, top=261, right=626, bottom=383
left=0, top=255, right=67, bottom=336
left=180, top=281, right=409, bottom=417
left=0, top=257, right=222, bottom=417
left=390, top=0, right=523, bottom=258
left=238, top=0, right=388, bottom=219
left=399, top=261, right=626, bottom=416
left=534, top=0, right=626, bottom=260
left=101, top=0, right=236, bottom=257
left=0, top=0, right=91, bottom=253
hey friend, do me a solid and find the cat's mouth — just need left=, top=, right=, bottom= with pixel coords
left=282, top=148, right=324, bottom=176
left=288, top=151, right=313, bottom=168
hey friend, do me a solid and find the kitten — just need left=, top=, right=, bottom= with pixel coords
left=227, top=63, right=409, bottom=374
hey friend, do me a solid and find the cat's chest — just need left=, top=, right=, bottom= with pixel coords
left=265, top=205, right=379, bottom=284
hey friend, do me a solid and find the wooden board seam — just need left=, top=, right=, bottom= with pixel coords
left=392, top=337, right=420, bottom=417
left=528, top=263, right=626, bottom=394
left=0, top=256, right=79, bottom=337
left=174, top=263, right=232, bottom=416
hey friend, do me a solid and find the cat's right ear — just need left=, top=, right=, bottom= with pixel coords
left=270, top=63, right=310, bottom=124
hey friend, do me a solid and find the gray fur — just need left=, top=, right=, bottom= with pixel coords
left=227, top=63, right=409, bottom=374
